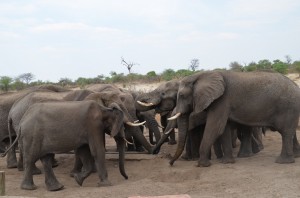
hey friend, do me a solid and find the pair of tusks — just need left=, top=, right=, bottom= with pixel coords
left=126, top=121, right=146, bottom=127
left=137, top=101, right=154, bottom=107
left=167, top=113, right=181, bottom=120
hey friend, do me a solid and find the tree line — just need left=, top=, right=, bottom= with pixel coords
left=1, top=57, right=300, bottom=92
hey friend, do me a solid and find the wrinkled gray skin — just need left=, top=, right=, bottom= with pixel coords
left=87, top=84, right=154, bottom=153
left=171, top=71, right=300, bottom=167
left=5, top=100, right=127, bottom=191
left=7, top=89, right=94, bottom=172
left=135, top=80, right=179, bottom=144
left=127, top=90, right=161, bottom=145
left=0, top=85, right=69, bottom=168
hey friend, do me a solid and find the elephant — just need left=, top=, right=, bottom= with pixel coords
left=2, top=100, right=128, bottom=191
left=7, top=89, right=95, bottom=172
left=86, top=84, right=154, bottom=153
left=0, top=85, right=69, bottom=168
left=135, top=80, right=179, bottom=144
left=126, top=89, right=162, bottom=145
left=136, top=80, right=263, bottom=160
left=169, top=70, right=300, bottom=167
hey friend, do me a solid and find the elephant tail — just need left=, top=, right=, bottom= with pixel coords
left=1, top=119, right=20, bottom=157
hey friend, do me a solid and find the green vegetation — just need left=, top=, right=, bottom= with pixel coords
left=1, top=57, right=300, bottom=92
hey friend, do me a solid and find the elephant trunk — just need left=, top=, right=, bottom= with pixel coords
left=152, top=118, right=177, bottom=154
left=169, top=115, right=189, bottom=166
left=115, top=137, right=128, bottom=179
left=126, top=125, right=153, bottom=153
left=144, top=114, right=161, bottom=144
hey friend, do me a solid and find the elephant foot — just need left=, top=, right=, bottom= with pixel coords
left=237, top=152, right=253, bottom=158
left=135, top=146, right=145, bottom=152
left=293, top=151, right=300, bottom=158
left=46, top=183, right=64, bottom=191
left=275, top=155, right=295, bottom=164
left=181, top=153, right=192, bottom=161
left=197, top=159, right=211, bottom=167
left=70, top=170, right=80, bottom=178
left=98, top=180, right=112, bottom=187
left=32, top=166, right=42, bottom=175
left=221, top=156, right=235, bottom=164
left=74, top=173, right=85, bottom=186
left=21, top=182, right=37, bottom=190
left=7, top=161, right=18, bottom=169
left=168, top=140, right=177, bottom=145
left=52, top=158, right=59, bottom=168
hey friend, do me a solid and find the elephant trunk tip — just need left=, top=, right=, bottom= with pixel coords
left=169, top=160, right=175, bottom=166
left=123, top=174, right=128, bottom=180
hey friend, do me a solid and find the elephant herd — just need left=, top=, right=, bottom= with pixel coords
left=1, top=70, right=300, bottom=191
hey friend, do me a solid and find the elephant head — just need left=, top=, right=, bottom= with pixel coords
left=135, top=80, right=179, bottom=113
left=169, top=71, right=225, bottom=165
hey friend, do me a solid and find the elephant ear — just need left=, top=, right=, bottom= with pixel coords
left=108, top=102, right=125, bottom=137
left=193, top=72, right=225, bottom=114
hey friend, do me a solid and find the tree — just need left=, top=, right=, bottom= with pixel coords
left=257, top=59, right=272, bottom=70
left=17, top=73, right=35, bottom=85
left=0, top=76, right=13, bottom=92
left=293, top=61, right=300, bottom=77
left=272, top=59, right=288, bottom=74
left=121, top=57, right=138, bottom=74
left=229, top=61, right=243, bottom=71
left=161, top=69, right=176, bottom=81
left=58, top=78, right=73, bottom=87
left=189, top=59, right=199, bottom=71
left=285, top=55, right=292, bottom=65
left=243, top=62, right=257, bottom=72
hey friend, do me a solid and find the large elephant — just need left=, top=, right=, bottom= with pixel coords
left=86, top=84, right=154, bottom=153
left=7, top=89, right=95, bottom=171
left=170, top=71, right=300, bottom=167
left=3, top=100, right=128, bottom=191
left=0, top=85, right=69, bottom=168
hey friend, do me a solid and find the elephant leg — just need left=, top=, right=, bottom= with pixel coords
left=237, top=126, right=253, bottom=158
left=253, top=127, right=264, bottom=150
left=73, top=145, right=94, bottom=186
left=18, top=151, right=41, bottom=175
left=89, top=137, right=111, bottom=187
left=40, top=153, right=64, bottom=191
left=213, top=138, right=223, bottom=159
left=168, top=130, right=177, bottom=145
left=198, top=109, right=228, bottom=167
left=181, top=131, right=192, bottom=160
left=276, top=131, right=295, bottom=164
left=231, top=129, right=238, bottom=148
left=21, top=153, right=38, bottom=190
left=190, top=127, right=201, bottom=160
left=6, top=145, right=18, bottom=168
left=293, top=134, right=300, bottom=157
left=220, top=124, right=235, bottom=164
left=70, top=149, right=83, bottom=177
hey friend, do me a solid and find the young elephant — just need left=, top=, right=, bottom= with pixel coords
left=3, top=100, right=128, bottom=191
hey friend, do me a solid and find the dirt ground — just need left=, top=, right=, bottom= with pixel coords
left=1, top=129, right=300, bottom=198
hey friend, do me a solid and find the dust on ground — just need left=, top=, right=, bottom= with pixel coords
left=1, top=130, right=300, bottom=198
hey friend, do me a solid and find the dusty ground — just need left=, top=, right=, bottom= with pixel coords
left=1, top=75, right=300, bottom=198
left=1, top=129, right=300, bottom=198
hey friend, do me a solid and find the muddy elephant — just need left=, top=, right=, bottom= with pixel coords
left=170, top=71, right=300, bottom=167
left=3, top=100, right=128, bottom=191
left=86, top=84, right=154, bottom=153
left=0, top=85, right=69, bottom=168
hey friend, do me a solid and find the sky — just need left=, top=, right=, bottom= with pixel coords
left=1, top=0, right=300, bottom=82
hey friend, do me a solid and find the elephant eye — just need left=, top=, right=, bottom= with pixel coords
left=161, top=92, right=165, bottom=96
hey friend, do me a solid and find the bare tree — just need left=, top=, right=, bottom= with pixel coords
left=229, top=61, right=243, bottom=71
left=121, top=57, right=138, bottom=74
left=285, top=55, right=292, bottom=64
left=17, top=73, right=35, bottom=85
left=189, top=59, right=199, bottom=71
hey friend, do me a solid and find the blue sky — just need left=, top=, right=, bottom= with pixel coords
left=1, top=0, right=300, bottom=82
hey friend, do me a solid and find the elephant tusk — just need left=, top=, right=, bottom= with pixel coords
left=164, top=128, right=174, bottom=135
left=126, top=121, right=146, bottom=127
left=167, top=113, right=181, bottom=120
left=123, top=138, right=134, bottom=145
left=158, top=124, right=164, bottom=129
left=134, top=120, right=139, bottom=123
left=137, top=101, right=154, bottom=107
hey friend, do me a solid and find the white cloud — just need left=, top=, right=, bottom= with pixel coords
left=30, top=22, right=89, bottom=33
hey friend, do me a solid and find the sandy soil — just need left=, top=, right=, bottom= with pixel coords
left=1, top=75, right=300, bottom=198
left=1, top=129, right=300, bottom=198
